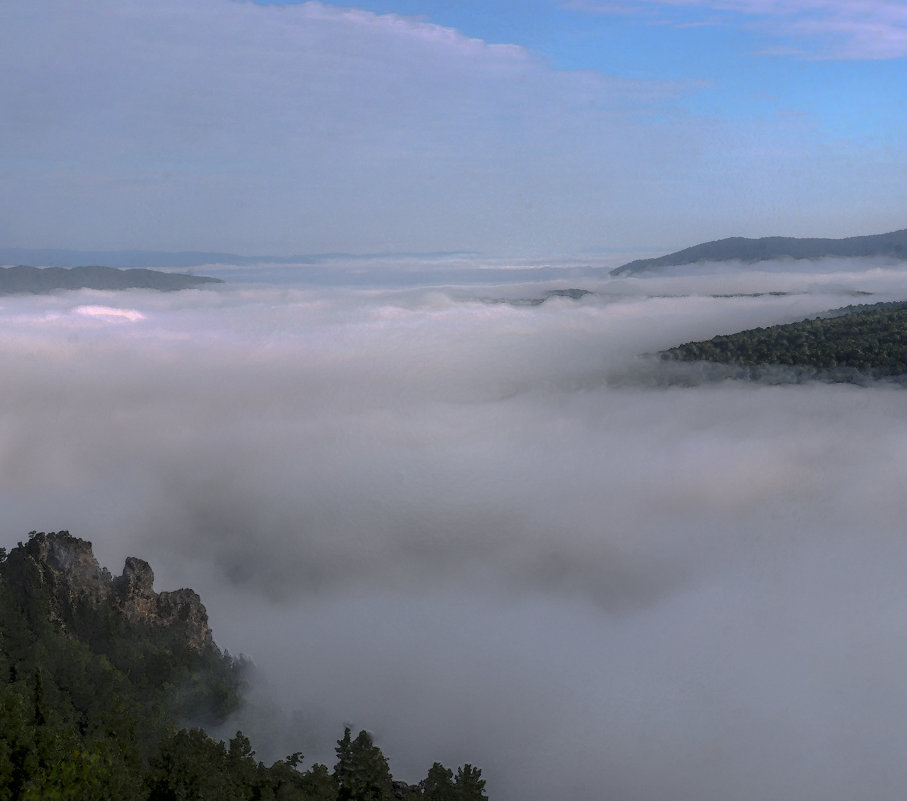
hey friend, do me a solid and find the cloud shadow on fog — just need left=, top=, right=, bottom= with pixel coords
left=3, top=261, right=907, bottom=799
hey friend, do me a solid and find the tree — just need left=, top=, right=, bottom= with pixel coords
left=335, top=728, right=394, bottom=801
left=225, top=731, right=258, bottom=793
left=420, top=762, right=456, bottom=801
left=454, top=764, right=487, bottom=801
left=298, top=762, right=337, bottom=801
left=146, top=727, right=243, bottom=801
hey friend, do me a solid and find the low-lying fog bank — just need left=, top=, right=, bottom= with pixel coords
left=2, top=260, right=907, bottom=801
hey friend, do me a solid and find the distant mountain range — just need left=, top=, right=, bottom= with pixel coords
left=611, top=229, right=907, bottom=276
left=0, top=248, right=266, bottom=269
left=0, top=265, right=222, bottom=294
left=0, top=247, right=476, bottom=269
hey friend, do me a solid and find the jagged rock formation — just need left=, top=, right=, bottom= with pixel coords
left=18, top=530, right=213, bottom=651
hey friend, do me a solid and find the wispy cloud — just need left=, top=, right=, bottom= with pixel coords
left=2, top=0, right=906, bottom=256
left=0, top=0, right=699, bottom=256
left=566, top=0, right=907, bottom=58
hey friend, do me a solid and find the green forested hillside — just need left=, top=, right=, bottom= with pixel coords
left=660, top=300, right=907, bottom=379
left=0, top=532, right=487, bottom=801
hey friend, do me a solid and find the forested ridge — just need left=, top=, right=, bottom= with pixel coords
left=611, top=228, right=907, bottom=275
left=0, top=531, right=487, bottom=801
left=660, top=300, right=907, bottom=379
left=0, top=265, right=222, bottom=294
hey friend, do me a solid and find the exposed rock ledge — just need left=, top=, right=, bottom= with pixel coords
left=18, top=530, right=213, bottom=651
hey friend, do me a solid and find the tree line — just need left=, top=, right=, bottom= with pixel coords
left=0, top=533, right=487, bottom=800
left=661, top=300, right=907, bottom=377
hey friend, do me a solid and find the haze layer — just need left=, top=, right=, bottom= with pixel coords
left=2, top=261, right=907, bottom=801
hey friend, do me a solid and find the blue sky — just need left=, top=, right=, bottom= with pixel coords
left=2, top=0, right=907, bottom=259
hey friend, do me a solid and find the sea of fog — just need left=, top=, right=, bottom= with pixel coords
left=3, top=257, right=907, bottom=801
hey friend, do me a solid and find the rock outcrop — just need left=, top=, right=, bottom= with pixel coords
left=18, top=530, right=213, bottom=651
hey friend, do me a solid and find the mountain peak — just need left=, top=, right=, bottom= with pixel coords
left=14, top=531, right=213, bottom=651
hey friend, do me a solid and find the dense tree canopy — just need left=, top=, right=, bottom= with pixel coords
left=0, top=532, right=488, bottom=800
left=661, top=300, right=907, bottom=381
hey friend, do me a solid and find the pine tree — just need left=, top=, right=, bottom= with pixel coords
left=335, top=728, right=394, bottom=801
left=454, top=764, right=487, bottom=801
left=420, top=762, right=456, bottom=801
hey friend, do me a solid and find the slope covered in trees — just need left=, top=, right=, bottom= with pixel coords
left=0, top=532, right=487, bottom=800
left=0, top=265, right=222, bottom=294
left=611, top=228, right=907, bottom=275
left=660, top=300, right=907, bottom=382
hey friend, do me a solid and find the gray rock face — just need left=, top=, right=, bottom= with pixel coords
left=24, top=530, right=109, bottom=610
left=155, top=588, right=214, bottom=651
left=23, top=531, right=213, bottom=651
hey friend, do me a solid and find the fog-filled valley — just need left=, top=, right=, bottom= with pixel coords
left=4, top=259, right=907, bottom=801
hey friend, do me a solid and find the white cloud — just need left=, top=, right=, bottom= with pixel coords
left=74, top=305, right=145, bottom=321
left=4, top=266, right=907, bottom=798
left=0, top=0, right=704, bottom=255
left=567, top=0, right=907, bottom=58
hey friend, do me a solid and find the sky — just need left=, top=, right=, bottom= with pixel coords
left=2, top=0, right=907, bottom=259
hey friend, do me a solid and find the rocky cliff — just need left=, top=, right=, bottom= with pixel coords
left=15, top=530, right=213, bottom=651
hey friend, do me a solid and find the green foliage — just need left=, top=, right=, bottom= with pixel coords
left=147, top=727, right=245, bottom=801
left=415, top=762, right=487, bottom=801
left=296, top=762, right=337, bottom=801
left=661, top=300, right=907, bottom=379
left=334, top=728, right=394, bottom=801
left=0, top=533, right=488, bottom=800
left=420, top=762, right=456, bottom=801
left=454, top=765, right=487, bottom=801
